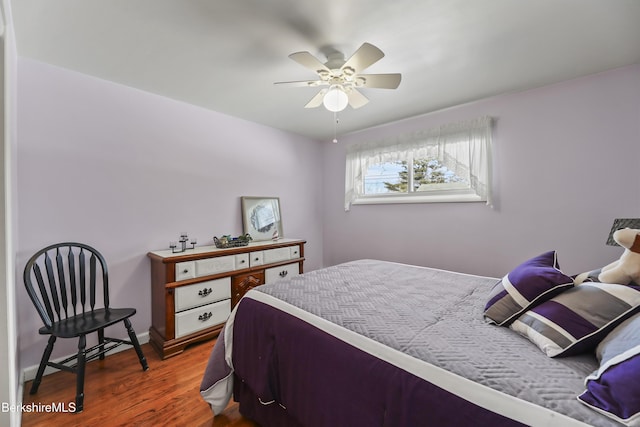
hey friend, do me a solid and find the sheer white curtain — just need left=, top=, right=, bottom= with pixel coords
left=344, top=116, right=493, bottom=211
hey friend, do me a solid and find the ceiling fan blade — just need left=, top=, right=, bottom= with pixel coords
left=347, top=89, right=369, bottom=109
left=304, top=89, right=328, bottom=108
left=274, top=79, right=326, bottom=88
left=341, top=43, right=384, bottom=74
left=356, top=73, right=402, bottom=89
left=289, top=51, right=331, bottom=75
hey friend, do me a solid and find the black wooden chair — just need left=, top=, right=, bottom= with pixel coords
left=23, top=242, right=148, bottom=413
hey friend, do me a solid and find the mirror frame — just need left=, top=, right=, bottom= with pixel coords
left=240, top=196, right=283, bottom=241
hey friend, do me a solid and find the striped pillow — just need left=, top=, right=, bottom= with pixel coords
left=510, top=283, right=640, bottom=357
left=483, top=251, right=574, bottom=326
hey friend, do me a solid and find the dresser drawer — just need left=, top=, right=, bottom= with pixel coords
left=235, top=253, right=249, bottom=269
left=195, top=255, right=235, bottom=277
left=249, top=251, right=264, bottom=267
left=175, top=299, right=230, bottom=339
left=263, top=247, right=291, bottom=264
left=265, top=262, right=300, bottom=283
left=289, top=246, right=301, bottom=259
left=175, top=261, right=196, bottom=281
left=174, top=277, right=231, bottom=312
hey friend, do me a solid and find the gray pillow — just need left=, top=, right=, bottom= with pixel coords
left=596, top=312, right=640, bottom=365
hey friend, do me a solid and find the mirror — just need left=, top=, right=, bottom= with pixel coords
left=241, top=197, right=283, bottom=241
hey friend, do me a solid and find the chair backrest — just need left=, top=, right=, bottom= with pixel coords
left=24, top=242, right=110, bottom=329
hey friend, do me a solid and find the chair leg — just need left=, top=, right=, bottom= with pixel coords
left=124, top=318, right=148, bottom=371
left=75, top=335, right=86, bottom=413
left=98, top=328, right=105, bottom=360
left=30, top=335, right=56, bottom=395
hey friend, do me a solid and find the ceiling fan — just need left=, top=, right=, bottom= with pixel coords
left=275, top=43, right=402, bottom=112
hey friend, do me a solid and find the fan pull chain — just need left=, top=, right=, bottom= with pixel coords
left=333, top=112, right=339, bottom=143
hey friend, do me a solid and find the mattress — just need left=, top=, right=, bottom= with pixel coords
left=201, top=259, right=618, bottom=426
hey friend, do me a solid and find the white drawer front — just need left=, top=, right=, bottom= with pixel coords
left=175, top=299, right=230, bottom=339
left=265, top=263, right=300, bottom=283
left=289, top=246, right=301, bottom=259
left=175, top=261, right=195, bottom=281
left=195, top=255, right=235, bottom=277
left=249, top=251, right=264, bottom=267
left=235, top=253, right=249, bottom=269
left=174, top=277, right=231, bottom=312
left=263, top=247, right=291, bottom=264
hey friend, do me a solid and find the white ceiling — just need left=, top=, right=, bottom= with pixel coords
left=11, top=0, right=640, bottom=141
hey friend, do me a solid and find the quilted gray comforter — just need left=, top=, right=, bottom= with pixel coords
left=250, top=259, right=616, bottom=426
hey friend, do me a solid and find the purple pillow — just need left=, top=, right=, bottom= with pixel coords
left=483, top=251, right=574, bottom=326
left=577, top=314, right=640, bottom=426
left=578, top=350, right=640, bottom=426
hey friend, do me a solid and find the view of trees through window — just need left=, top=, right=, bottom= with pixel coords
left=364, top=158, right=466, bottom=194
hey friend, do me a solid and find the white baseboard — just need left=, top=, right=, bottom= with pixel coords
left=22, top=331, right=150, bottom=383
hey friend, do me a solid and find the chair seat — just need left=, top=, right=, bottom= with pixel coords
left=39, top=308, right=137, bottom=338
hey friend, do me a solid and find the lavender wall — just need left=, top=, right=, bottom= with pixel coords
left=15, top=59, right=640, bottom=371
left=322, top=65, right=640, bottom=278
left=16, top=59, right=323, bottom=369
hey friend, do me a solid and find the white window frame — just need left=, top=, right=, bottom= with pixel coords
left=344, top=116, right=493, bottom=211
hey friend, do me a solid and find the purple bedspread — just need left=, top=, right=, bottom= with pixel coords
left=229, top=297, right=525, bottom=427
left=201, top=260, right=614, bottom=427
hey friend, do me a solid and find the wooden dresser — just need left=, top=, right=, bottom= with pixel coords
left=147, top=238, right=306, bottom=359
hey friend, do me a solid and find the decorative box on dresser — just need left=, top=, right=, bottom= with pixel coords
left=148, top=238, right=305, bottom=359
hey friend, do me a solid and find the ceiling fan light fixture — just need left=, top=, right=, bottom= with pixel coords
left=323, top=86, right=349, bottom=112
left=276, top=43, right=400, bottom=114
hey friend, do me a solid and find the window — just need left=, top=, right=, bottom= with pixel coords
left=345, top=116, right=493, bottom=210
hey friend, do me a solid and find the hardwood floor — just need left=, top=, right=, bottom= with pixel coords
left=21, top=340, right=258, bottom=427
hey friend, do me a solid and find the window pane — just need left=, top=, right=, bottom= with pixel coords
left=364, top=162, right=406, bottom=194
left=413, top=158, right=469, bottom=192
left=364, top=159, right=469, bottom=195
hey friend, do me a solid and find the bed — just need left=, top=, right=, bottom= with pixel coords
left=200, top=257, right=640, bottom=427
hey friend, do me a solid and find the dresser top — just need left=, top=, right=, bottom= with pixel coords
left=148, top=238, right=305, bottom=262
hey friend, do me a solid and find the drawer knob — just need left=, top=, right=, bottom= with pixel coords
left=198, top=312, right=213, bottom=322
left=240, top=259, right=246, bottom=264
left=254, top=257, right=259, bottom=261
left=183, top=269, right=189, bottom=274
left=198, top=287, right=213, bottom=297
left=279, top=270, right=288, bottom=278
